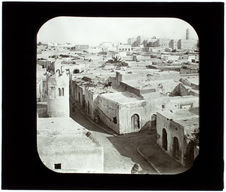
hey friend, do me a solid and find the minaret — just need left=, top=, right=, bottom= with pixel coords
left=186, top=28, right=190, bottom=40
left=47, top=66, right=70, bottom=117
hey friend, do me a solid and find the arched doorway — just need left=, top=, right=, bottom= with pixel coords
left=151, top=114, right=157, bottom=130
left=162, top=128, right=167, bottom=151
left=184, top=141, right=194, bottom=167
left=172, top=137, right=180, bottom=160
left=131, top=114, right=140, bottom=130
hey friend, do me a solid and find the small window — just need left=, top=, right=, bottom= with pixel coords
left=113, top=117, right=117, bottom=124
left=162, top=104, right=165, bottom=109
left=62, top=88, right=64, bottom=96
left=73, top=69, right=80, bottom=74
left=54, top=163, right=61, bottom=169
left=58, top=88, right=61, bottom=96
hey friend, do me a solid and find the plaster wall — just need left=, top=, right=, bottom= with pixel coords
left=167, top=96, right=199, bottom=110
left=118, top=101, right=152, bottom=134
left=47, top=74, right=70, bottom=117
left=120, top=82, right=140, bottom=96
left=47, top=98, right=70, bottom=117
left=171, top=83, right=192, bottom=96
left=71, top=82, right=85, bottom=106
left=84, top=88, right=98, bottom=119
left=95, top=95, right=120, bottom=133
left=156, top=112, right=186, bottom=165
left=39, top=145, right=104, bottom=173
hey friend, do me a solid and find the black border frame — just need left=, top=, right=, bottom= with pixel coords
left=2, top=2, right=224, bottom=190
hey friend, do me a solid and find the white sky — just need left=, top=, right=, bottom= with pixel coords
left=37, top=17, right=199, bottom=46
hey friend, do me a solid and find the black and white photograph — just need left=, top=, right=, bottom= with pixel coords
left=2, top=2, right=223, bottom=190
left=37, top=17, right=200, bottom=174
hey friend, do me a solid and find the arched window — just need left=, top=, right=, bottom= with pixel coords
left=62, top=88, right=64, bottom=96
left=58, top=88, right=61, bottom=96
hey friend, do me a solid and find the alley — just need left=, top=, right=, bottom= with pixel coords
left=70, top=106, right=157, bottom=174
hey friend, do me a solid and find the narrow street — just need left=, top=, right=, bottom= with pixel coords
left=70, top=106, right=157, bottom=174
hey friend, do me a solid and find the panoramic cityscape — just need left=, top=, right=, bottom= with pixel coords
left=37, top=17, right=199, bottom=174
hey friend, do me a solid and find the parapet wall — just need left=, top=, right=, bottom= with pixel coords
left=39, top=146, right=104, bottom=173
left=47, top=98, right=69, bottom=117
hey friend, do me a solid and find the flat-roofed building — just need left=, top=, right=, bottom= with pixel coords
left=156, top=108, right=199, bottom=167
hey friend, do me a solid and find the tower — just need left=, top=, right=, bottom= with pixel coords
left=47, top=69, right=70, bottom=117
left=186, top=28, right=190, bottom=40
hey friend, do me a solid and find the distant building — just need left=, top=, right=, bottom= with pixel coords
left=99, top=42, right=117, bottom=52
left=180, top=64, right=199, bottom=74
left=177, top=39, right=199, bottom=50
left=71, top=45, right=89, bottom=51
left=117, top=44, right=133, bottom=52
left=169, top=39, right=177, bottom=50
left=156, top=38, right=170, bottom=48
left=127, top=37, right=136, bottom=45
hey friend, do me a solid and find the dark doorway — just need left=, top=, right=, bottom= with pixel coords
left=172, top=137, right=180, bottom=160
left=78, top=93, right=81, bottom=103
left=82, top=95, right=85, bottom=107
left=151, top=114, right=156, bottom=130
left=162, top=128, right=167, bottom=150
left=184, top=141, right=194, bottom=167
left=131, top=114, right=140, bottom=130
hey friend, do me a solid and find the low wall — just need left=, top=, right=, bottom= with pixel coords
left=47, top=98, right=70, bottom=117
left=39, top=146, right=104, bottom=173
left=37, top=103, right=48, bottom=117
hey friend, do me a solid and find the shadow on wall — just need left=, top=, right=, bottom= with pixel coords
left=70, top=102, right=111, bottom=135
